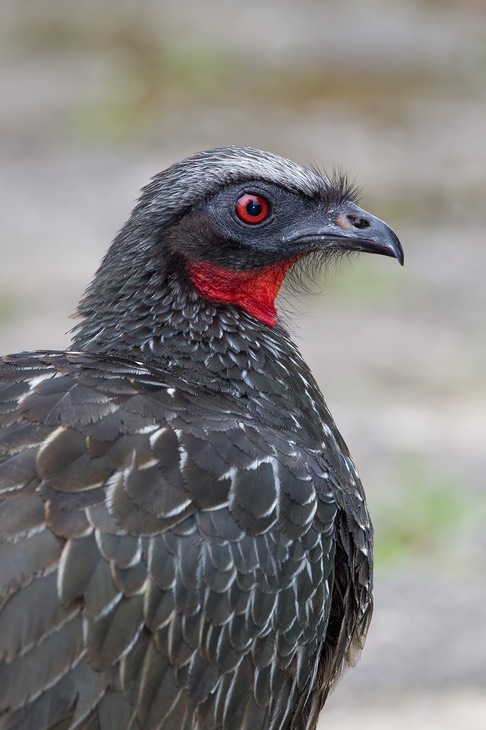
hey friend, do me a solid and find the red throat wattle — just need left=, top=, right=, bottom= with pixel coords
left=187, top=258, right=299, bottom=327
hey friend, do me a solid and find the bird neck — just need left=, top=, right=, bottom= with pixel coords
left=186, top=258, right=298, bottom=328
left=70, top=267, right=339, bottom=445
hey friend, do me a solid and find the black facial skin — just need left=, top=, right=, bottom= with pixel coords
left=165, top=181, right=403, bottom=272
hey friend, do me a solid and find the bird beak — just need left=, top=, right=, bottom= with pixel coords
left=284, top=202, right=404, bottom=265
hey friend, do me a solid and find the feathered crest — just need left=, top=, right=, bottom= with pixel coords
left=308, top=163, right=362, bottom=207
left=138, top=147, right=361, bottom=224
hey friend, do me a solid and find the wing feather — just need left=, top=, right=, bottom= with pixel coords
left=0, top=352, right=369, bottom=730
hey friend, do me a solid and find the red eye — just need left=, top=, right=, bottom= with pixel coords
left=235, top=194, right=270, bottom=224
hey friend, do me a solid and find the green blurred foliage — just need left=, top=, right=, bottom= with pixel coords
left=374, top=451, right=486, bottom=570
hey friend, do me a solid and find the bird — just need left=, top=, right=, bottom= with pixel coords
left=0, top=146, right=403, bottom=730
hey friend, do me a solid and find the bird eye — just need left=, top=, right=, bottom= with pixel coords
left=235, top=194, right=271, bottom=224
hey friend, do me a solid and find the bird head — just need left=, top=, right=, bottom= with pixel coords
left=73, top=146, right=403, bottom=347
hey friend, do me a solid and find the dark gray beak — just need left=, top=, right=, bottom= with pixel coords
left=284, top=202, right=404, bottom=265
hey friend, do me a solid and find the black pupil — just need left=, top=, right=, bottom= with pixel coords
left=246, top=199, right=263, bottom=217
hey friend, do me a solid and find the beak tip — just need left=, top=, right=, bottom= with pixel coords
left=380, top=222, right=404, bottom=267
left=393, top=240, right=405, bottom=267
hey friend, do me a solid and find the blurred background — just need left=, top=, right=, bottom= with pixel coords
left=1, top=0, right=485, bottom=727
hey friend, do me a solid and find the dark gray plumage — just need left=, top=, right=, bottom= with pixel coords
left=0, top=146, right=403, bottom=730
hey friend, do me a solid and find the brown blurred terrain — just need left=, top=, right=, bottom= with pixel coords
left=1, top=1, right=485, bottom=727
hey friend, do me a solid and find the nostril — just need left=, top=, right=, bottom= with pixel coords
left=347, top=214, right=370, bottom=230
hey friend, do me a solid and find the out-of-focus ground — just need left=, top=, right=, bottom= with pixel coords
left=1, top=1, right=485, bottom=727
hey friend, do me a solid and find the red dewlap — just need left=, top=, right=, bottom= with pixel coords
left=187, top=258, right=299, bottom=327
